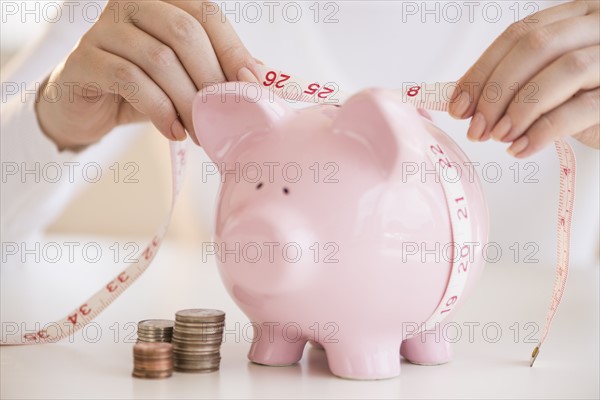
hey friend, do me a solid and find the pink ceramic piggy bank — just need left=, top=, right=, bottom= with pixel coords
left=192, top=83, right=488, bottom=380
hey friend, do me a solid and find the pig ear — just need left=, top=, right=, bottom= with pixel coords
left=332, top=89, right=424, bottom=175
left=192, top=82, right=290, bottom=164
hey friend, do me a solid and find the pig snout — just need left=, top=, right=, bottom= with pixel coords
left=217, top=205, right=317, bottom=293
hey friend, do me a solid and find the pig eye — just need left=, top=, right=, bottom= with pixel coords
left=256, top=182, right=263, bottom=190
left=283, top=187, right=289, bottom=195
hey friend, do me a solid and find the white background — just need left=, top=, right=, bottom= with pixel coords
left=1, top=1, right=599, bottom=398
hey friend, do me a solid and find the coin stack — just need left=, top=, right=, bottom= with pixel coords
left=137, top=319, right=174, bottom=343
left=132, top=342, right=174, bottom=379
left=172, top=309, right=225, bottom=373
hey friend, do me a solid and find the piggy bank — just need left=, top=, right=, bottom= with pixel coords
left=192, top=83, right=488, bottom=380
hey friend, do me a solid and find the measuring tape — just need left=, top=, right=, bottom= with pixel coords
left=1, top=142, right=187, bottom=345
left=529, top=139, right=576, bottom=366
left=1, top=66, right=576, bottom=368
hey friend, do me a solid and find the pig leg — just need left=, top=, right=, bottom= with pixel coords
left=400, top=323, right=453, bottom=365
left=323, top=340, right=401, bottom=380
left=248, top=327, right=308, bottom=366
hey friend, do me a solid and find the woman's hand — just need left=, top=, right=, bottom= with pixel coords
left=449, top=0, right=599, bottom=157
left=36, top=0, right=258, bottom=150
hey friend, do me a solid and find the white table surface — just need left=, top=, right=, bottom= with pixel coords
left=1, top=236, right=598, bottom=399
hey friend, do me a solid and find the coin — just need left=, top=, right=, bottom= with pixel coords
left=132, top=342, right=174, bottom=379
left=172, top=309, right=225, bottom=373
left=139, top=319, right=175, bottom=330
left=132, top=370, right=173, bottom=379
left=137, top=319, right=174, bottom=343
left=175, top=309, right=225, bottom=323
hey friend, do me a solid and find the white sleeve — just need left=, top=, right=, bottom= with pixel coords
left=1, top=0, right=142, bottom=245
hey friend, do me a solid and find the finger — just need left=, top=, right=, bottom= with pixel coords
left=449, top=0, right=590, bottom=120
left=131, top=1, right=226, bottom=89
left=167, top=0, right=258, bottom=82
left=507, top=88, right=600, bottom=158
left=573, top=124, right=600, bottom=149
left=584, top=0, right=600, bottom=13
left=95, top=21, right=199, bottom=143
left=481, top=15, right=600, bottom=140
left=500, top=45, right=599, bottom=143
left=70, top=47, right=182, bottom=141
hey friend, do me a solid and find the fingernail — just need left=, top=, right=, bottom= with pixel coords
left=480, top=131, right=491, bottom=142
left=171, top=119, right=186, bottom=141
left=467, top=112, right=486, bottom=141
left=451, top=91, right=470, bottom=119
left=237, top=66, right=259, bottom=83
left=490, top=115, right=512, bottom=142
left=507, top=135, right=529, bottom=157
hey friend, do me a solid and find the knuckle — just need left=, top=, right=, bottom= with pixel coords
left=151, top=95, right=174, bottom=120
left=218, top=42, right=246, bottom=67
left=202, top=73, right=227, bottom=87
left=503, top=20, right=531, bottom=43
left=463, top=62, right=490, bottom=93
left=523, top=28, right=555, bottom=52
left=536, top=113, right=556, bottom=134
left=580, top=89, right=600, bottom=113
left=113, top=62, right=138, bottom=83
left=170, top=15, right=201, bottom=42
left=561, top=50, right=594, bottom=73
left=147, top=44, right=177, bottom=67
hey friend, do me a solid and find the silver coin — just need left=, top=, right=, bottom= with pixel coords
left=173, top=320, right=224, bottom=327
left=174, top=363, right=220, bottom=370
left=173, top=355, right=220, bottom=363
left=172, top=326, right=223, bottom=334
left=138, top=319, right=175, bottom=330
left=174, top=358, right=221, bottom=368
left=138, top=332, right=173, bottom=337
left=138, top=333, right=173, bottom=338
left=172, top=329, right=223, bottom=337
left=175, top=309, right=225, bottom=322
left=137, top=337, right=173, bottom=343
left=138, top=331, right=173, bottom=335
left=174, top=365, right=220, bottom=370
left=174, top=362, right=221, bottom=370
left=174, top=367, right=219, bottom=373
left=172, top=347, right=221, bottom=355
left=137, top=336, right=173, bottom=341
left=172, top=326, right=224, bottom=334
left=172, top=331, right=223, bottom=338
left=172, top=348, right=220, bottom=356
left=172, top=340, right=222, bottom=348
left=172, top=344, right=221, bottom=352
left=172, top=341, right=222, bottom=349
left=172, top=332, right=223, bottom=340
